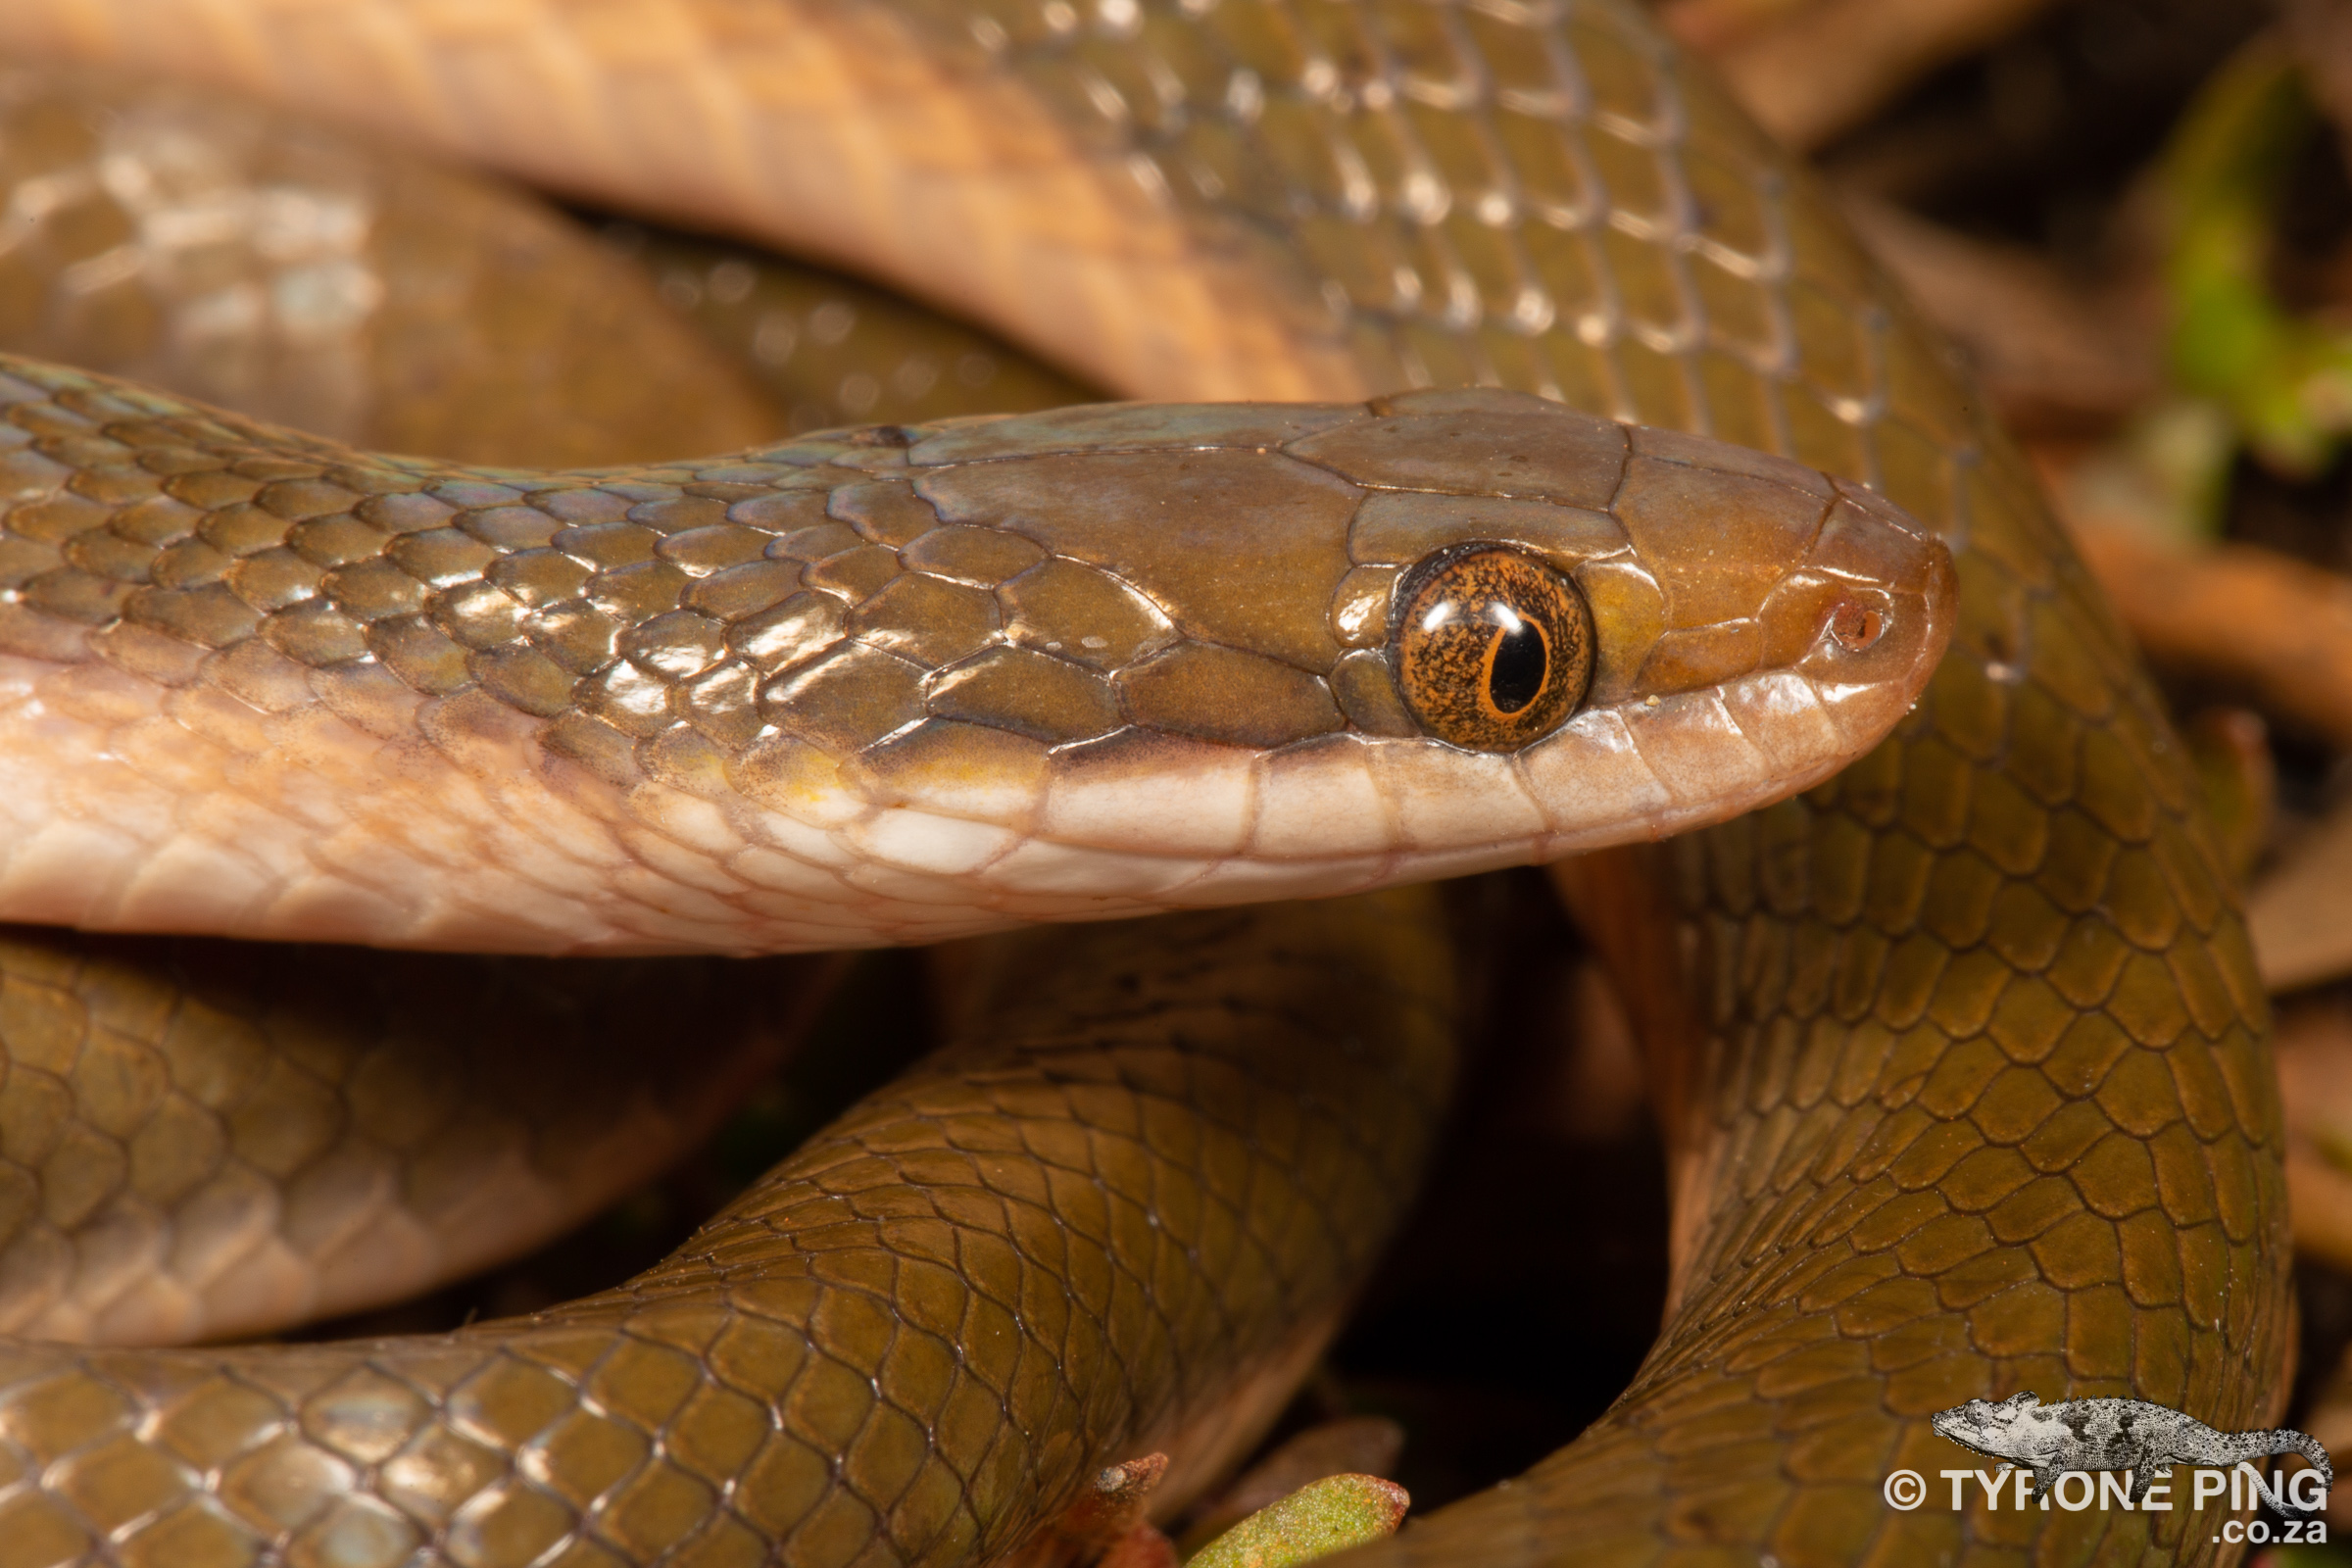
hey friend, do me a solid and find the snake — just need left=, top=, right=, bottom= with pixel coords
left=0, top=1, right=2291, bottom=1566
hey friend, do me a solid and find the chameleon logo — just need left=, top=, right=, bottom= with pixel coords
left=1932, top=1392, right=2332, bottom=1515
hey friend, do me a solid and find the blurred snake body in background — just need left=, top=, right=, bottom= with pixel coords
left=0, top=1, right=2292, bottom=1566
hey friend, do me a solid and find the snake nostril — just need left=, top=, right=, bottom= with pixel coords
left=1828, top=601, right=1886, bottom=652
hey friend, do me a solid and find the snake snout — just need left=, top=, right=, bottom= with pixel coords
left=1786, top=484, right=1959, bottom=744
left=1485, top=441, right=1956, bottom=856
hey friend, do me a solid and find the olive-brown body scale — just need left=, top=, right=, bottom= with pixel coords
left=0, top=893, right=1460, bottom=1568
left=0, top=930, right=840, bottom=1349
left=0, top=69, right=782, bottom=469
left=0, top=0, right=2292, bottom=1565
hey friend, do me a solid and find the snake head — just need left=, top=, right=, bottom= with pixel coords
left=745, top=387, right=1959, bottom=931
left=0, top=366, right=1955, bottom=952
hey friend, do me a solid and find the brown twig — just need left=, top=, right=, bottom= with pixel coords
left=1655, top=0, right=1815, bottom=54
left=1668, top=0, right=2065, bottom=150
left=1845, top=195, right=2160, bottom=433
left=2270, top=1001, right=2352, bottom=1268
left=2285, top=0, right=2352, bottom=161
left=2070, top=521, right=2352, bottom=754
left=2246, top=807, right=2352, bottom=993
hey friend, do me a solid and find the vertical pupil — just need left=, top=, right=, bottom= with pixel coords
left=1486, top=612, right=1547, bottom=713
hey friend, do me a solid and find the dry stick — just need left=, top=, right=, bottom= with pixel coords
left=2268, top=1002, right=2352, bottom=1271
left=1654, top=0, right=1816, bottom=53
left=2072, top=523, right=2352, bottom=754
left=1670, top=0, right=2065, bottom=149
left=2242, top=807, right=2352, bottom=993
left=2290, top=1150, right=2352, bottom=1275
left=1843, top=196, right=2161, bottom=432
left=2285, top=0, right=2352, bottom=164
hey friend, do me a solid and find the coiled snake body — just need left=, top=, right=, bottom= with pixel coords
left=0, top=2, right=2292, bottom=1566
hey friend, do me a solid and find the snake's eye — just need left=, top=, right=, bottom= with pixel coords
left=1389, top=544, right=1593, bottom=752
